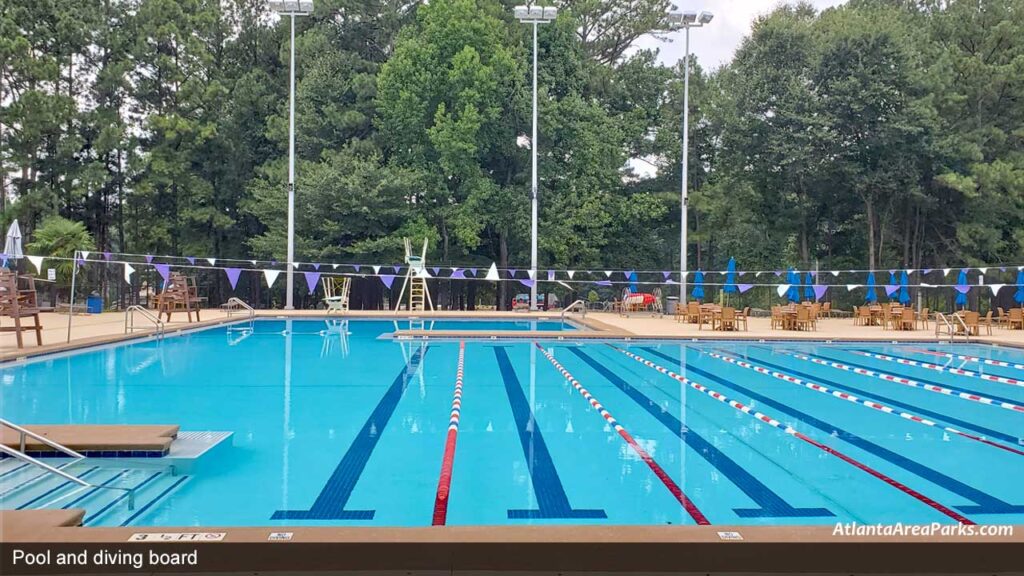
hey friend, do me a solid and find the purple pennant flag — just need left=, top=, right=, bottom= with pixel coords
left=594, top=280, right=612, bottom=287
left=103, top=251, right=112, bottom=261
left=75, top=257, right=85, bottom=267
left=884, top=284, right=899, bottom=296
left=431, top=267, right=440, bottom=276
left=999, top=267, right=1006, bottom=273
left=186, top=257, right=196, bottom=265
left=774, top=270, right=783, bottom=277
left=450, top=269, right=466, bottom=280
left=468, top=268, right=477, bottom=277
left=954, top=284, right=970, bottom=294
left=271, top=259, right=278, bottom=266
left=145, top=255, right=154, bottom=264
left=154, top=264, right=170, bottom=283
left=813, top=285, right=828, bottom=301
left=509, top=268, right=518, bottom=278
left=547, top=270, right=555, bottom=281
left=519, top=279, right=535, bottom=288
left=353, top=265, right=361, bottom=272
left=303, top=272, right=321, bottom=294
left=625, top=270, right=635, bottom=279
left=379, top=274, right=395, bottom=289
left=313, top=263, right=321, bottom=271
left=738, top=284, right=754, bottom=294
left=224, top=268, right=242, bottom=290
left=889, top=269, right=896, bottom=275
left=923, top=269, right=933, bottom=274
left=662, top=271, right=672, bottom=280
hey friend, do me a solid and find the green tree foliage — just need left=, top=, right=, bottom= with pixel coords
left=24, top=215, right=96, bottom=287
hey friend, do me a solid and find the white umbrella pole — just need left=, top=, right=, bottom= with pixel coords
left=67, top=250, right=78, bottom=343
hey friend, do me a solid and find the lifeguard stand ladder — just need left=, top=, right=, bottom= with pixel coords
left=394, top=238, right=434, bottom=313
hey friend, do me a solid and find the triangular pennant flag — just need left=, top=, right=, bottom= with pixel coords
left=331, top=264, right=339, bottom=270
left=846, top=284, right=862, bottom=291
left=225, top=268, right=242, bottom=290
left=291, top=262, right=299, bottom=269
left=380, top=274, right=395, bottom=289
left=353, top=265, right=361, bottom=272
left=954, top=284, right=970, bottom=294
left=145, top=255, right=154, bottom=264
left=978, top=267, right=987, bottom=275
left=124, top=263, right=135, bottom=283
left=567, top=270, right=575, bottom=279
left=988, top=284, right=1005, bottom=295
left=774, top=270, right=783, bottom=277
left=884, top=285, right=899, bottom=296
left=485, top=263, right=499, bottom=281
left=520, top=279, right=535, bottom=288
left=527, top=269, right=535, bottom=279
left=263, top=269, right=280, bottom=287
left=186, top=257, right=195, bottom=265
left=942, top=268, right=951, bottom=276
left=738, top=284, right=754, bottom=294
left=594, top=280, right=612, bottom=287
left=207, top=258, right=217, bottom=266
left=81, top=251, right=91, bottom=260
left=547, top=270, right=555, bottom=281
left=662, top=271, right=671, bottom=280
left=625, top=270, right=635, bottom=280
left=450, top=269, right=466, bottom=280
left=313, top=263, right=321, bottom=271
left=251, top=260, right=258, bottom=266
left=27, top=255, right=44, bottom=273
left=303, top=272, right=321, bottom=294
left=154, top=264, right=171, bottom=283
left=468, top=268, right=477, bottom=277
left=831, top=270, right=840, bottom=277
left=604, top=270, right=612, bottom=277
left=776, top=284, right=790, bottom=297
left=417, top=267, right=432, bottom=279
left=431, top=267, right=440, bottom=276
left=372, top=265, right=381, bottom=274
left=103, top=251, right=112, bottom=261
left=906, top=268, right=913, bottom=275
left=923, top=269, right=933, bottom=274
left=813, top=285, right=828, bottom=301
left=509, top=268, right=518, bottom=278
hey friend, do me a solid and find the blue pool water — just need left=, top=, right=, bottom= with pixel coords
left=1, top=318, right=1022, bottom=527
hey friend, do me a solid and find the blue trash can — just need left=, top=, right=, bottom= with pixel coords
left=86, top=293, right=103, bottom=314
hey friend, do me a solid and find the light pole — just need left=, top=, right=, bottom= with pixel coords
left=667, top=10, right=713, bottom=302
left=269, top=0, right=314, bottom=309
left=514, top=4, right=556, bottom=311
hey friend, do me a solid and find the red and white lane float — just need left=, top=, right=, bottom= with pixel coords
left=534, top=343, right=709, bottom=525
left=851, top=350, right=1023, bottom=389
left=432, top=341, right=465, bottom=526
left=608, top=344, right=975, bottom=525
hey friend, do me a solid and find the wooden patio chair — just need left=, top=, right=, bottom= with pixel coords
left=898, top=308, right=915, bottom=331
left=880, top=305, right=893, bottom=330
left=1008, top=308, right=1024, bottom=330
left=980, top=311, right=994, bottom=335
left=736, top=306, right=750, bottom=331
left=916, top=307, right=930, bottom=330
left=821, top=301, right=832, bottom=318
left=770, top=306, right=784, bottom=330
left=685, top=301, right=701, bottom=324
left=962, top=311, right=980, bottom=336
left=0, top=270, right=43, bottom=348
left=795, top=305, right=813, bottom=331
left=995, top=307, right=1007, bottom=329
left=857, top=306, right=872, bottom=326
left=718, top=307, right=737, bottom=331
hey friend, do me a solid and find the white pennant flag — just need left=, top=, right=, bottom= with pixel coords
left=604, top=270, right=612, bottom=277
left=831, top=270, right=840, bottom=277
left=755, top=272, right=762, bottom=277
left=988, top=284, right=1005, bottom=295
left=846, top=284, right=862, bottom=291
left=417, top=267, right=432, bottom=278
left=27, top=255, right=44, bottom=273
left=291, top=262, right=299, bottom=269
left=528, top=269, right=535, bottom=279
left=332, top=264, right=339, bottom=270
left=485, top=263, right=499, bottom=281
left=251, top=260, right=257, bottom=266
left=81, top=251, right=91, bottom=259
left=567, top=270, right=575, bottom=279
left=372, top=265, right=381, bottom=274
left=942, top=268, right=951, bottom=276
left=264, top=269, right=281, bottom=287
left=776, top=284, right=790, bottom=297
left=978, top=267, right=987, bottom=275
left=906, top=269, right=913, bottom=275
left=124, top=263, right=135, bottom=284
left=207, top=258, right=217, bottom=266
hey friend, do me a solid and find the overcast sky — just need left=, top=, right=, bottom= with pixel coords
left=635, top=0, right=849, bottom=70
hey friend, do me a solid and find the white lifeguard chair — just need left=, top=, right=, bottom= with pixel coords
left=394, top=238, right=434, bottom=313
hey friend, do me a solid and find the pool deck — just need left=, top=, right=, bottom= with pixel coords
left=4, top=308, right=1024, bottom=362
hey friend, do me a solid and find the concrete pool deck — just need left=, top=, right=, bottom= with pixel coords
left=4, top=308, right=1024, bottom=362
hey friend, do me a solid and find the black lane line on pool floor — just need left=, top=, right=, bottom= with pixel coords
left=492, top=346, right=606, bottom=520
left=568, top=348, right=833, bottom=519
left=740, top=346, right=1024, bottom=447
left=641, top=346, right=1024, bottom=516
left=271, top=346, right=428, bottom=521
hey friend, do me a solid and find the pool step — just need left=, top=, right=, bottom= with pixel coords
left=0, top=460, right=189, bottom=527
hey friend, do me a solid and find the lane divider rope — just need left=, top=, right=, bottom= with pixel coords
left=534, top=343, right=710, bottom=525
left=777, top=350, right=1024, bottom=414
left=432, top=340, right=465, bottom=526
left=608, top=344, right=975, bottom=525
left=903, top=348, right=1024, bottom=372
left=851, top=350, right=1023, bottom=389
left=704, top=349, right=1024, bottom=457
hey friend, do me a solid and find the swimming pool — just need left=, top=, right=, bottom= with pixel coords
left=1, top=318, right=1022, bottom=528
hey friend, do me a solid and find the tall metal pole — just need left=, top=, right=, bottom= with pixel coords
left=529, top=21, right=539, bottom=310
left=680, top=26, right=691, bottom=302
left=285, top=14, right=297, bottom=310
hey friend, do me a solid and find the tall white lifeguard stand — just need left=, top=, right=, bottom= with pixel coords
left=394, top=238, right=433, bottom=313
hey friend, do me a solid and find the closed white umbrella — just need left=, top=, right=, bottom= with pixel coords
left=4, top=219, right=23, bottom=259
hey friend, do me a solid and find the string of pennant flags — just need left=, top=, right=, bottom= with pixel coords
left=11, top=252, right=1024, bottom=301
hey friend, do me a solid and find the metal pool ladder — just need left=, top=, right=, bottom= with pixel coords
left=561, top=299, right=588, bottom=329
left=934, top=312, right=970, bottom=343
left=0, top=418, right=137, bottom=510
left=125, top=305, right=165, bottom=338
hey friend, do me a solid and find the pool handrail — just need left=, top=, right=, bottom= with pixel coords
left=222, top=297, right=255, bottom=320
left=561, top=299, right=588, bottom=329
left=125, top=305, right=165, bottom=337
left=934, top=311, right=970, bottom=343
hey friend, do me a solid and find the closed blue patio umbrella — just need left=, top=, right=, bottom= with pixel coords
left=691, top=270, right=705, bottom=301
left=786, top=268, right=800, bottom=303
left=899, top=270, right=911, bottom=305
left=1016, top=270, right=1024, bottom=304
left=956, top=269, right=968, bottom=308
left=804, top=272, right=815, bottom=301
left=865, top=272, right=878, bottom=304
left=723, top=258, right=738, bottom=295
left=628, top=271, right=638, bottom=293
